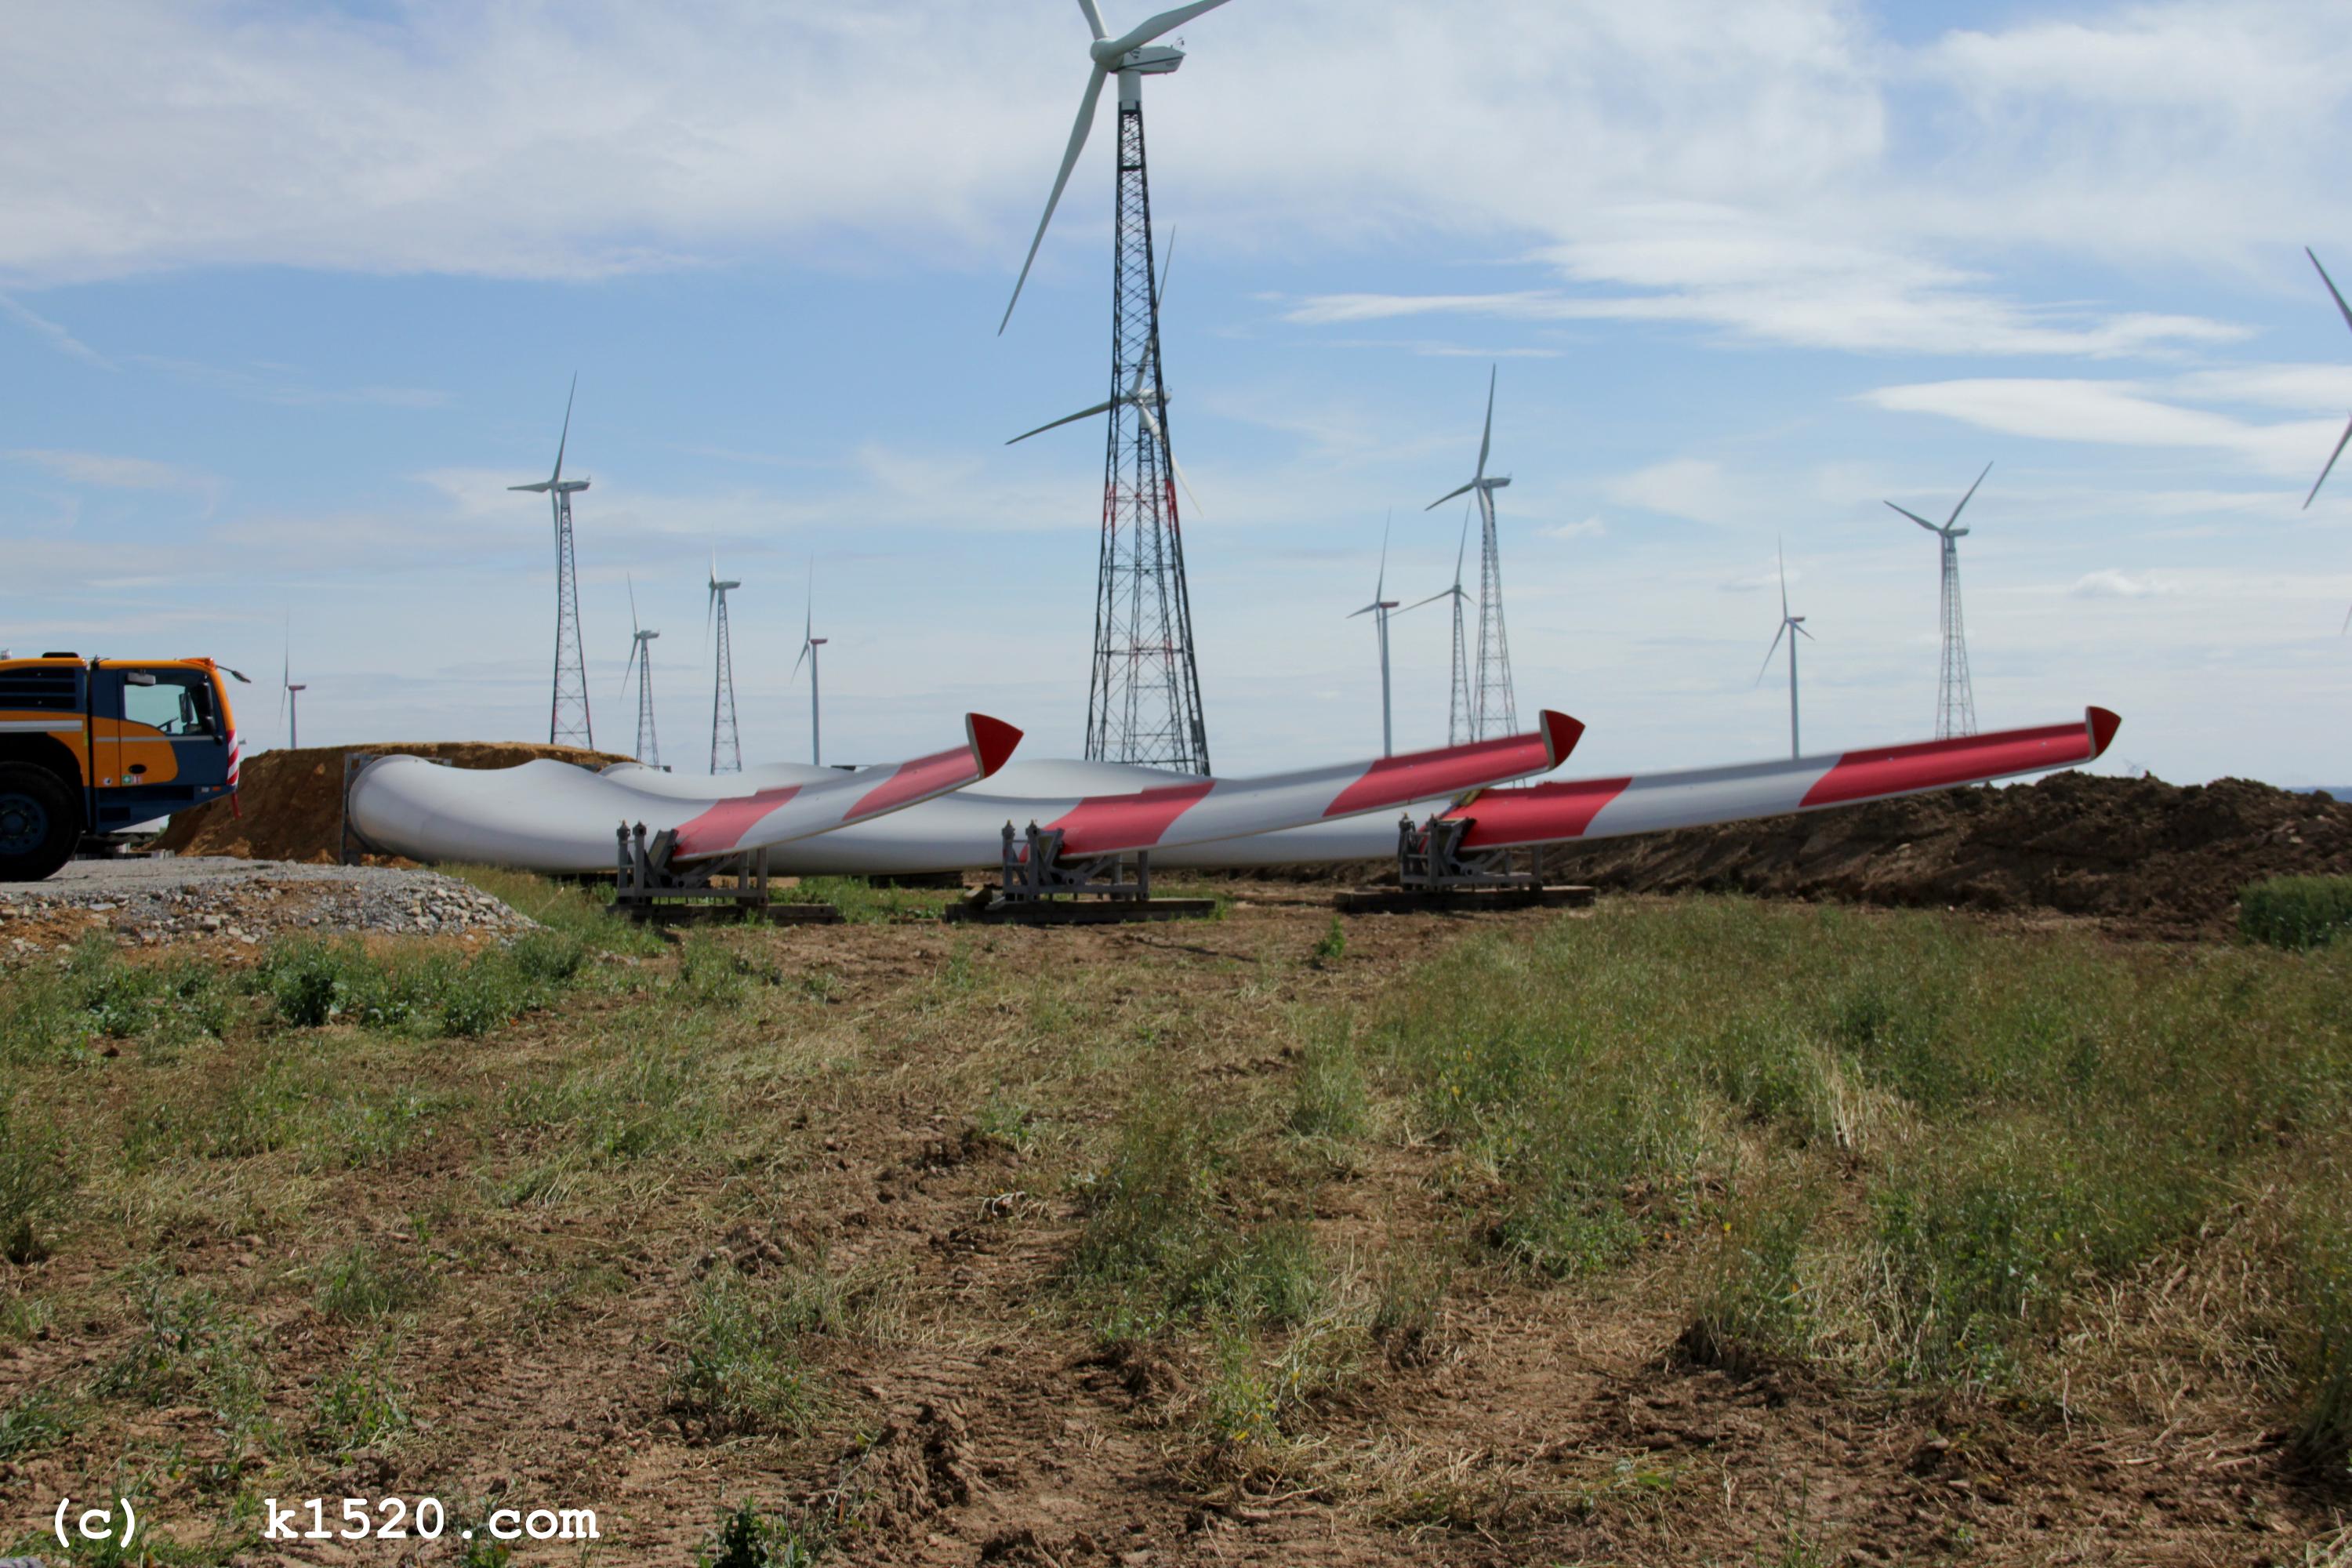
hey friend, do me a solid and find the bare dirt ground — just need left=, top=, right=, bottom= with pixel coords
left=3, top=881, right=2347, bottom=1566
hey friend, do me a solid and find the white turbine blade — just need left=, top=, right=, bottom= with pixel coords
left=1795, top=622, right=1817, bottom=641
left=1885, top=500, right=1940, bottom=533
left=2304, top=412, right=2352, bottom=509
left=791, top=640, right=809, bottom=680
left=1475, top=364, right=1496, bottom=482
left=1131, top=400, right=1203, bottom=517
left=1098, top=0, right=1230, bottom=59
left=628, top=572, right=641, bottom=637
left=1755, top=620, right=1788, bottom=684
left=804, top=557, right=815, bottom=645
left=508, top=481, right=553, bottom=493
left=1453, top=507, right=1470, bottom=587
left=1426, top=479, right=1475, bottom=512
left=1007, top=399, right=1117, bottom=445
left=2310, top=248, right=2352, bottom=339
left=2342, top=599, right=2351, bottom=637
left=1169, top=453, right=1205, bottom=519
left=1076, top=0, right=1108, bottom=39
left=552, top=372, right=577, bottom=485
left=1777, top=535, right=1789, bottom=619
left=1375, top=511, right=1391, bottom=601
left=1346, top=601, right=1381, bottom=620
left=1947, top=460, right=1993, bottom=528
left=1000, top=65, right=1109, bottom=335
left=1155, top=228, right=1175, bottom=312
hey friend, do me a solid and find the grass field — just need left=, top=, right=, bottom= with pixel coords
left=2, top=878, right=2348, bottom=1564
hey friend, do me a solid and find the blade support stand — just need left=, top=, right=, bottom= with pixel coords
left=1333, top=813, right=1593, bottom=915
left=951, top=822, right=1213, bottom=924
left=609, top=822, right=839, bottom=926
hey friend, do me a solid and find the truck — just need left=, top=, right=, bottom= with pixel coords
left=0, top=654, right=245, bottom=881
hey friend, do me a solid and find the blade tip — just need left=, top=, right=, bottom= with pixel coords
left=1540, top=710, right=1584, bottom=766
left=2086, top=706, right=2122, bottom=758
left=967, top=713, right=1025, bottom=775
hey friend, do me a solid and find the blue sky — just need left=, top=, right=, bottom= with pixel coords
left=5, top=0, right=2350, bottom=783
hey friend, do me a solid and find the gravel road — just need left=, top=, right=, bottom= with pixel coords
left=0, top=856, right=535, bottom=952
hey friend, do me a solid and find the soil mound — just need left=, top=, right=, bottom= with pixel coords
left=154, top=742, right=628, bottom=863
left=1205, top=773, right=2352, bottom=938
left=1533, top=771, right=2350, bottom=938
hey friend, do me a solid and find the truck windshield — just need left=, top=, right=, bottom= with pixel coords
left=125, top=671, right=216, bottom=737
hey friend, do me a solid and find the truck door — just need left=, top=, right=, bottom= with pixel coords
left=92, top=666, right=220, bottom=830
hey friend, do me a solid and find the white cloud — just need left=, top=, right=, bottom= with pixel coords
left=6, top=447, right=216, bottom=494
left=1860, top=378, right=2335, bottom=479
left=2071, top=569, right=2178, bottom=598
left=1541, top=516, right=1607, bottom=541
left=1605, top=458, right=1743, bottom=524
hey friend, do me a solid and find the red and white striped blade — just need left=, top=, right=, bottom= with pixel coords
left=665, top=713, right=1023, bottom=858
left=1442, top=707, right=2120, bottom=851
left=1036, top=710, right=1582, bottom=857
left=345, top=713, right=1022, bottom=873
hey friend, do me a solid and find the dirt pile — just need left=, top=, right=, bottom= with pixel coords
left=154, top=741, right=627, bottom=863
left=1533, top=771, right=2351, bottom=938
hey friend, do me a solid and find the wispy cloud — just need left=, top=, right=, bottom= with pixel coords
left=2071, top=568, right=2179, bottom=598
left=1604, top=458, right=1744, bottom=524
left=0, top=292, right=110, bottom=366
left=1860, top=378, right=2334, bottom=480
left=7, top=447, right=215, bottom=495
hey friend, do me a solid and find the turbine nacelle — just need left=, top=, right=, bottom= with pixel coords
left=1106, top=42, right=1184, bottom=73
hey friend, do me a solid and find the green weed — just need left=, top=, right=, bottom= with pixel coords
left=667, top=1277, right=826, bottom=1438
left=0, top=1093, right=73, bottom=1262
left=2241, top=875, right=2352, bottom=950
left=314, top=1242, right=434, bottom=1323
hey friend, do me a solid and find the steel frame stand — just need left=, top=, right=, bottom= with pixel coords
left=1333, top=815, right=1594, bottom=915
left=608, top=822, right=838, bottom=926
left=946, top=822, right=1214, bottom=924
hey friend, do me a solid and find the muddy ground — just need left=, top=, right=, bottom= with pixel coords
left=2, top=884, right=2346, bottom=1566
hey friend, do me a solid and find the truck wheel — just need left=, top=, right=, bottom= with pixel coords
left=0, top=763, right=78, bottom=882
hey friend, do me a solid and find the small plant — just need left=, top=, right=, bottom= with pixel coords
left=314, top=1242, right=434, bottom=1323
left=0, top=1386, right=78, bottom=1462
left=1287, top=1029, right=1368, bottom=1140
left=2241, top=875, right=2352, bottom=950
left=668, top=1278, right=826, bottom=1437
left=310, top=1334, right=413, bottom=1457
left=262, top=938, right=362, bottom=1026
left=1312, top=916, right=1347, bottom=964
left=697, top=1500, right=825, bottom=1568
left=2293, top=1207, right=2352, bottom=1473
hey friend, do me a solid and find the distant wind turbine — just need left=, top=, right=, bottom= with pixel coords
left=1425, top=366, right=1516, bottom=739
left=792, top=561, right=829, bottom=767
left=509, top=375, right=593, bottom=747
left=706, top=551, right=742, bottom=775
left=1754, top=538, right=1814, bottom=760
left=620, top=574, right=660, bottom=768
left=1400, top=506, right=1475, bottom=745
left=1345, top=514, right=1402, bottom=757
left=1886, top=461, right=1988, bottom=739
left=2299, top=247, right=2352, bottom=634
left=278, top=619, right=307, bottom=750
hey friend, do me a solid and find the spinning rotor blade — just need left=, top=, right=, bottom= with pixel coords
left=552, top=373, right=577, bottom=486
left=1947, top=460, right=1992, bottom=528
left=1097, top=0, right=1230, bottom=60
left=1885, top=501, right=1942, bottom=533
left=1000, top=64, right=1110, bottom=335
left=2310, top=248, right=2352, bottom=339
left=1426, top=479, right=1475, bottom=511
left=2305, top=413, right=2352, bottom=509
left=1007, top=399, right=1116, bottom=445
left=1476, top=365, right=1495, bottom=482
left=1757, top=620, right=1788, bottom=684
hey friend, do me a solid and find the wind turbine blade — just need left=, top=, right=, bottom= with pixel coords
left=1777, top=535, right=1788, bottom=619
left=1756, top=621, right=1787, bottom=685
left=552, top=372, right=576, bottom=485
left=1346, top=601, right=1381, bottom=619
left=1170, top=454, right=1205, bottom=519
left=628, top=572, right=641, bottom=637
left=1376, top=511, right=1391, bottom=601
left=1007, top=399, right=1116, bottom=445
left=1155, top=228, right=1175, bottom=312
left=1454, top=508, right=1470, bottom=587
left=1947, top=460, right=1992, bottom=528
left=792, top=641, right=809, bottom=680
left=1885, top=500, right=1941, bottom=533
left=1475, top=365, right=1495, bottom=481
left=1100, top=0, right=1230, bottom=58
left=1426, top=480, right=1475, bottom=512
left=1000, top=66, right=1109, bottom=335
left=2343, top=599, right=2351, bottom=637
left=1398, top=586, right=1457, bottom=614
left=804, top=559, right=815, bottom=643
left=1075, top=0, right=1107, bottom=39
left=2304, top=413, right=2352, bottom=508
left=1795, top=622, right=1817, bottom=641
left=2310, top=248, right=2352, bottom=339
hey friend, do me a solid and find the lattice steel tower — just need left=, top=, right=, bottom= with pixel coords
left=1084, top=85, right=1209, bottom=772
left=510, top=376, right=592, bottom=747
left=1886, top=462, right=1989, bottom=740
left=706, top=561, right=742, bottom=774
left=1425, top=368, right=1517, bottom=739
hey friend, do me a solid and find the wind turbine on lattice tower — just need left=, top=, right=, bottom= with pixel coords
left=1425, top=366, right=1516, bottom=739
left=620, top=574, right=660, bottom=768
left=1886, top=462, right=1990, bottom=740
left=509, top=376, right=593, bottom=747
left=1000, top=0, right=1233, bottom=775
left=706, top=554, right=742, bottom=775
